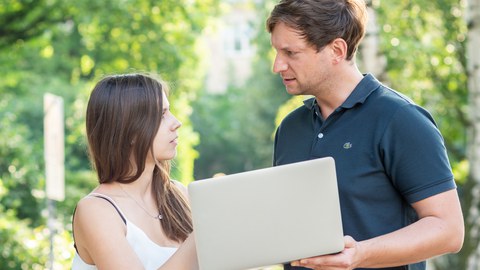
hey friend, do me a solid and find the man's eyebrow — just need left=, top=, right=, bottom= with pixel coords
left=279, top=44, right=304, bottom=51
left=273, top=45, right=291, bottom=51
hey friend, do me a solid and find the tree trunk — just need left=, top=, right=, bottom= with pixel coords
left=358, top=0, right=388, bottom=83
left=466, top=0, right=480, bottom=269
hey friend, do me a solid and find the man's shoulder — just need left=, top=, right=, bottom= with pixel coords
left=360, top=74, right=415, bottom=106
left=362, top=85, right=428, bottom=122
left=371, top=84, right=414, bottom=106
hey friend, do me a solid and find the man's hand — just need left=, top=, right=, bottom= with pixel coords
left=291, top=236, right=361, bottom=270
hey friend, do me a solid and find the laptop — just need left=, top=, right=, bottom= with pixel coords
left=188, top=157, right=344, bottom=270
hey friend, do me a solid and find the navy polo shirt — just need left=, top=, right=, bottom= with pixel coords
left=274, top=74, right=455, bottom=270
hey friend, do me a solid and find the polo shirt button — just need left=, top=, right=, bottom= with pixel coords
left=318, top=133, right=324, bottom=139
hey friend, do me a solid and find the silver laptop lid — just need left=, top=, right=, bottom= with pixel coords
left=188, top=157, right=344, bottom=270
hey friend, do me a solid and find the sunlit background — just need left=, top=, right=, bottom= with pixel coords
left=0, top=0, right=478, bottom=269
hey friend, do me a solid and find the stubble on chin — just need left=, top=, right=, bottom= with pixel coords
left=285, top=84, right=305, bottom=96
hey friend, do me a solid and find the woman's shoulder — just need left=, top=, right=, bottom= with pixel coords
left=73, top=192, right=127, bottom=250
left=74, top=191, right=125, bottom=226
left=72, top=190, right=137, bottom=268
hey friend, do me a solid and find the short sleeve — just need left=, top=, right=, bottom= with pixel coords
left=380, top=104, right=456, bottom=203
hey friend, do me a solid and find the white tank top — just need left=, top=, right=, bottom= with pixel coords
left=72, top=193, right=177, bottom=270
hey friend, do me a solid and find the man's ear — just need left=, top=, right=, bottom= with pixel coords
left=330, top=38, right=348, bottom=63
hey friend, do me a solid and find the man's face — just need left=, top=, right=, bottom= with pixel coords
left=270, top=22, right=333, bottom=96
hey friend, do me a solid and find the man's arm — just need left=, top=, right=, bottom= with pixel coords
left=292, top=189, right=464, bottom=269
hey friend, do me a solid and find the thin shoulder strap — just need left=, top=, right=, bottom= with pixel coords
left=88, top=193, right=127, bottom=224
left=72, top=193, right=127, bottom=253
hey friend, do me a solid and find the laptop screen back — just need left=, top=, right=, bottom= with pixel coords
left=188, top=157, right=344, bottom=270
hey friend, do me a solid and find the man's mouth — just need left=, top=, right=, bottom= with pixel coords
left=282, top=77, right=296, bottom=84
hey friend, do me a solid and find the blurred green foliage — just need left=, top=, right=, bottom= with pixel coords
left=191, top=0, right=289, bottom=178
left=0, top=0, right=218, bottom=268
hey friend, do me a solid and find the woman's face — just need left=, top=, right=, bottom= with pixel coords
left=151, top=92, right=182, bottom=161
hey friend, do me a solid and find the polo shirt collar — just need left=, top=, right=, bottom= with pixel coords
left=303, top=96, right=316, bottom=110
left=303, top=73, right=381, bottom=111
left=340, top=73, right=380, bottom=109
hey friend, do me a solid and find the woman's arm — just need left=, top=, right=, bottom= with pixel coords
left=159, top=233, right=198, bottom=270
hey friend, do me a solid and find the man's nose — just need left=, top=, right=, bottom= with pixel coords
left=273, top=55, right=288, bottom=73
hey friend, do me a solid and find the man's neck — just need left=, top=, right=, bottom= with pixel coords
left=315, top=66, right=363, bottom=119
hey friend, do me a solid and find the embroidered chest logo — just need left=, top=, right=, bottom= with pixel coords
left=343, top=142, right=353, bottom=149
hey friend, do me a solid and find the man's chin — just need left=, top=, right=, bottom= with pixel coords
left=286, top=87, right=302, bottom=96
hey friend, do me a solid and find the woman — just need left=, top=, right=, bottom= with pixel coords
left=72, top=73, right=197, bottom=270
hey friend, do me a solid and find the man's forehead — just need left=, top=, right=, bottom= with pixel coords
left=271, top=26, right=310, bottom=50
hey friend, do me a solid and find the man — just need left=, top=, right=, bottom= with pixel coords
left=267, top=0, right=464, bottom=269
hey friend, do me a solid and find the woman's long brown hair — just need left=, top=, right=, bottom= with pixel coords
left=85, top=73, right=192, bottom=242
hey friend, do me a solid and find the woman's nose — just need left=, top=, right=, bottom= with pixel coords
left=172, top=117, right=182, bottom=131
